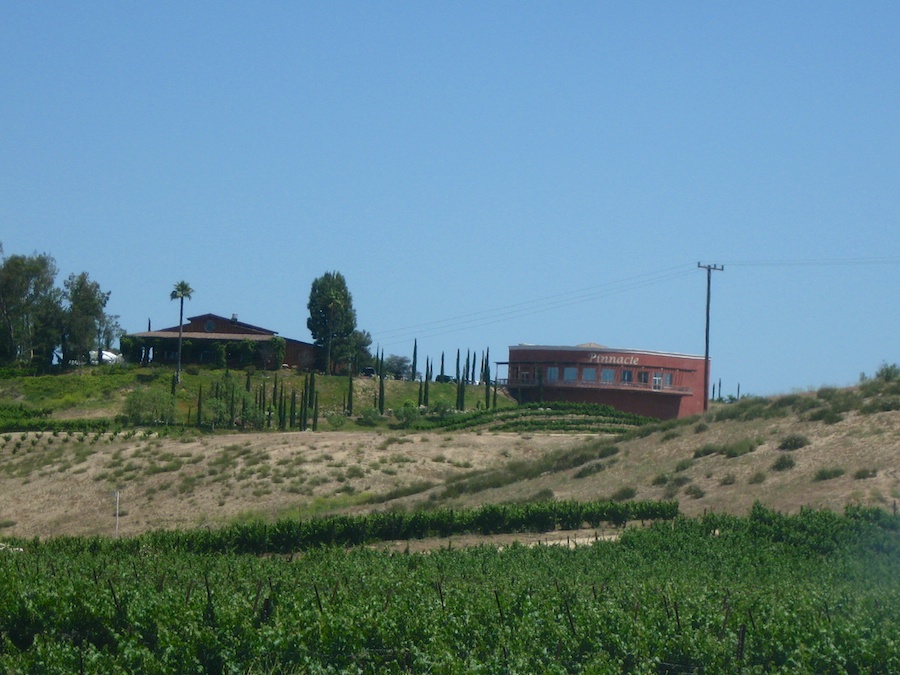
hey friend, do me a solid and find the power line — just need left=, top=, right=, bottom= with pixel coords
left=372, top=265, right=697, bottom=347
left=370, top=256, right=899, bottom=351
left=718, top=257, right=900, bottom=267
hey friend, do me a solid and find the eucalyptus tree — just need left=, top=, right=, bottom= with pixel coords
left=61, top=272, right=110, bottom=367
left=170, top=280, right=193, bottom=384
left=0, top=246, right=60, bottom=365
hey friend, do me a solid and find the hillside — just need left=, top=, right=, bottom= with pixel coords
left=0, top=369, right=898, bottom=539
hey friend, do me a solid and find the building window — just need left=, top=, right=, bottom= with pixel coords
left=563, top=367, right=578, bottom=382
left=664, top=373, right=674, bottom=388
left=638, top=371, right=649, bottom=384
left=582, top=368, right=596, bottom=382
left=622, top=370, right=633, bottom=383
left=600, top=368, right=615, bottom=383
left=653, top=373, right=663, bottom=390
left=546, top=367, right=559, bottom=381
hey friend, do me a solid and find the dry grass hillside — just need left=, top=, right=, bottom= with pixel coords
left=0, top=389, right=897, bottom=539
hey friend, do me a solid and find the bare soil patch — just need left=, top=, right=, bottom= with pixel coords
left=0, top=408, right=897, bottom=541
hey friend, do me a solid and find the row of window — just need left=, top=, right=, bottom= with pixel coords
left=544, top=366, right=673, bottom=387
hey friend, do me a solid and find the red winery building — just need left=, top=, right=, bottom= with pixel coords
left=503, top=344, right=707, bottom=420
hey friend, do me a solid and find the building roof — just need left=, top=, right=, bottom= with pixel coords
left=130, top=313, right=314, bottom=346
left=129, top=330, right=278, bottom=342
left=509, top=344, right=705, bottom=360
left=155, top=313, right=276, bottom=336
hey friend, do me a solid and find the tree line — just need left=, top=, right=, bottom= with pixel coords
left=0, top=242, right=120, bottom=371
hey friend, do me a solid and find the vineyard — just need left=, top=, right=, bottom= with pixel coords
left=418, top=402, right=655, bottom=434
left=1, top=504, right=898, bottom=673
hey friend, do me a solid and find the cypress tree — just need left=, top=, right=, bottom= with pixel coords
left=484, top=347, right=491, bottom=409
left=418, top=379, right=423, bottom=407
left=290, top=388, right=297, bottom=428
left=300, top=375, right=308, bottom=430
left=230, top=383, right=236, bottom=425
left=347, top=371, right=354, bottom=416
left=411, top=339, right=417, bottom=383
left=423, top=357, right=430, bottom=407
left=312, top=392, right=319, bottom=431
left=196, top=385, right=203, bottom=428
left=455, top=350, right=460, bottom=382
left=439, top=352, right=445, bottom=380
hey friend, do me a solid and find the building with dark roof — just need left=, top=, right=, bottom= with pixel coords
left=502, top=343, right=707, bottom=420
left=123, top=313, right=319, bottom=370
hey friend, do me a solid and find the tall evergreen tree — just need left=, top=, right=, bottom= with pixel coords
left=347, top=371, right=354, bottom=416
left=306, top=271, right=356, bottom=374
left=378, top=350, right=385, bottom=414
left=484, top=347, right=491, bottom=409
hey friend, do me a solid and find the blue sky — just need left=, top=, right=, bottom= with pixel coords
left=2, top=2, right=898, bottom=396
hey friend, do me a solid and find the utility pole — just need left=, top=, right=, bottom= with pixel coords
left=698, top=263, right=724, bottom=411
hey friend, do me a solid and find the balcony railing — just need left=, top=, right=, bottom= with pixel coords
left=499, top=378, right=692, bottom=395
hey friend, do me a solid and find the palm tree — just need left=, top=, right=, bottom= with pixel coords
left=170, top=281, right=193, bottom=384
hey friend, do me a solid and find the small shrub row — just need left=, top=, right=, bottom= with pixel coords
left=693, top=438, right=762, bottom=459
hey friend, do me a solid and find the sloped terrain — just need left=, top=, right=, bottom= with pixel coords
left=0, top=383, right=897, bottom=538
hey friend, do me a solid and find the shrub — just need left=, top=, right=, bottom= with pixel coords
left=694, top=422, right=709, bottom=433
left=651, top=473, right=669, bottom=486
left=771, top=455, right=795, bottom=471
left=693, top=444, right=720, bottom=458
left=693, top=438, right=761, bottom=459
left=808, top=408, right=844, bottom=425
left=355, top=408, right=381, bottom=427
left=813, top=467, right=845, bottom=482
left=853, top=468, right=877, bottom=480
left=723, top=438, right=762, bottom=458
left=685, top=485, right=705, bottom=499
left=661, top=431, right=680, bottom=442
left=611, top=486, right=637, bottom=502
left=674, top=459, right=693, bottom=473
left=393, top=403, right=420, bottom=428
left=875, top=362, right=900, bottom=382
left=344, top=465, right=365, bottom=479
left=719, top=473, right=736, bottom=485
left=748, top=471, right=766, bottom=484
left=778, top=434, right=810, bottom=451
left=325, top=412, right=347, bottom=429
left=671, top=475, right=692, bottom=488
left=573, top=462, right=606, bottom=479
